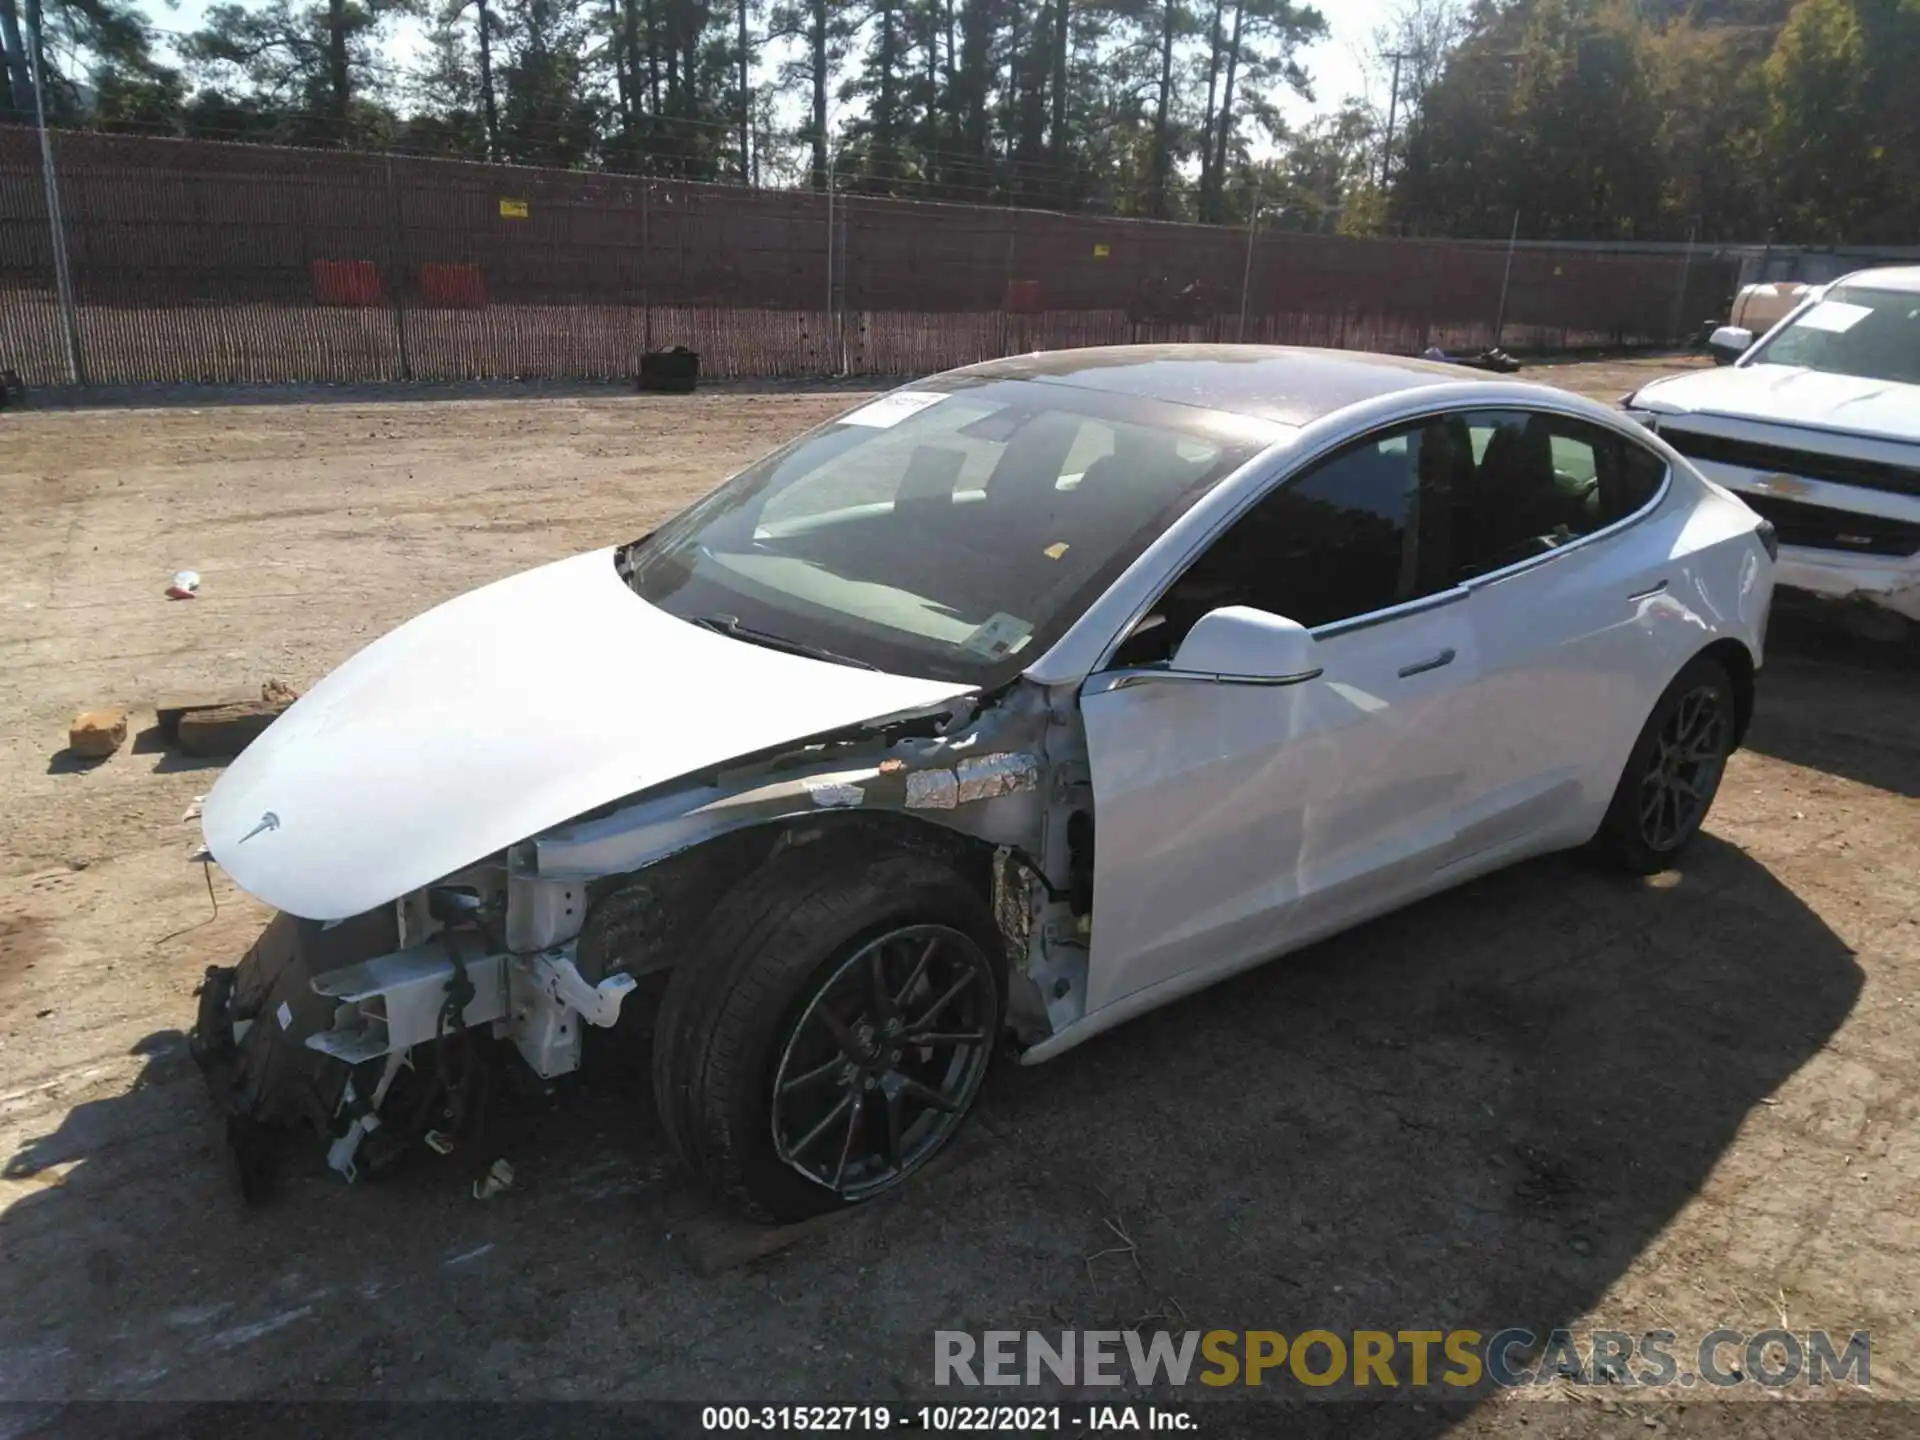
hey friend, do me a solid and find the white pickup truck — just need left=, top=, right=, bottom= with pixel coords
left=1625, top=266, right=1920, bottom=637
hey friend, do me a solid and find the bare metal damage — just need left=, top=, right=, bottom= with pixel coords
left=191, top=677, right=1094, bottom=1194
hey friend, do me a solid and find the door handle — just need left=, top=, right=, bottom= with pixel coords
left=1626, top=579, right=1669, bottom=603
left=1396, top=648, right=1456, bottom=679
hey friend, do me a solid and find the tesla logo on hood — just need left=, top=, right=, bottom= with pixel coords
left=237, top=811, right=281, bottom=845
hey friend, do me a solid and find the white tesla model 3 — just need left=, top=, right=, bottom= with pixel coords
left=192, top=346, right=1777, bottom=1220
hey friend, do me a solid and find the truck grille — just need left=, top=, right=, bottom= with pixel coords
left=1661, top=427, right=1920, bottom=499
left=1734, top=493, right=1920, bottom=558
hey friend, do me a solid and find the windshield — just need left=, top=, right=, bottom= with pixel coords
left=1749, top=285, right=1920, bottom=385
left=620, top=377, right=1281, bottom=685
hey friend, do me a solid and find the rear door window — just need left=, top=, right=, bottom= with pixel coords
left=1449, top=411, right=1667, bottom=581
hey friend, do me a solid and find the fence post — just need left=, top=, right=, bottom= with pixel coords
left=678, top=180, right=690, bottom=338
left=1491, top=209, right=1520, bottom=347
left=1001, top=208, right=1016, bottom=359
left=824, top=157, right=836, bottom=377
left=1668, top=223, right=1698, bottom=344
left=381, top=154, right=413, bottom=381
left=1237, top=178, right=1262, bottom=343
left=641, top=180, right=653, bottom=354
left=27, top=0, right=82, bottom=385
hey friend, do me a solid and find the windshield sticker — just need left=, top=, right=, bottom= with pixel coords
left=1796, top=300, right=1872, bottom=334
left=960, top=611, right=1033, bottom=660
left=837, top=392, right=947, bottom=428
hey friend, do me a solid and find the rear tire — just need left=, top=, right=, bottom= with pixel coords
left=1591, top=654, right=1737, bottom=875
left=652, top=837, right=1003, bottom=1223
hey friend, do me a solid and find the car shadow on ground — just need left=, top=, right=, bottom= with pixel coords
left=0, top=849, right=1865, bottom=1435
left=961, top=831, right=1862, bottom=1426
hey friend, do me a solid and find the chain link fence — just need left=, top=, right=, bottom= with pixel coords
left=0, top=129, right=1739, bottom=389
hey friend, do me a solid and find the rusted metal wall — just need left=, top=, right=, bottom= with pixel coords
left=0, top=129, right=1738, bottom=388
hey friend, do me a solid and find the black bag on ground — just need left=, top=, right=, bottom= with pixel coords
left=638, top=347, right=700, bottom=393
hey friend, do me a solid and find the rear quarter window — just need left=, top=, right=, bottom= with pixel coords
left=1605, top=432, right=1668, bottom=525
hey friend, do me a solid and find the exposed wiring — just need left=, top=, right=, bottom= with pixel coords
left=155, top=857, right=221, bottom=947
left=434, top=928, right=482, bottom=1135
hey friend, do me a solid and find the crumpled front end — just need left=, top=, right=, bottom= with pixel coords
left=189, top=863, right=636, bottom=1199
left=187, top=677, right=1082, bottom=1201
left=190, top=908, right=392, bottom=1199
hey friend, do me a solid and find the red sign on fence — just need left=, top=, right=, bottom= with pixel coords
left=312, top=259, right=384, bottom=308
left=1004, top=279, right=1044, bottom=314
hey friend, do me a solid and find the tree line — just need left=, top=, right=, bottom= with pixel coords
left=0, top=0, right=1915, bottom=239
left=1386, top=0, right=1920, bottom=244
left=0, top=0, right=1331, bottom=217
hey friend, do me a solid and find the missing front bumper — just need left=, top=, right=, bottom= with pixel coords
left=188, top=910, right=375, bottom=1199
left=190, top=907, right=635, bottom=1200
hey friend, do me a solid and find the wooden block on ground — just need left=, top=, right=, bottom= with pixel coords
left=68, top=708, right=129, bottom=758
left=160, top=681, right=300, bottom=743
left=175, top=698, right=294, bottom=758
left=672, top=1119, right=1002, bottom=1277
left=156, top=695, right=245, bottom=743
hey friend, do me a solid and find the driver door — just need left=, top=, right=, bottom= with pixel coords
left=1077, top=419, right=1483, bottom=1016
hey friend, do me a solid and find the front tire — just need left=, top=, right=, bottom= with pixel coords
left=652, top=838, right=1003, bottom=1223
left=1592, top=654, right=1737, bottom=875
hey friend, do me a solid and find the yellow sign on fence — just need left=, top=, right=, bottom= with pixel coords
left=499, top=198, right=530, bottom=219
left=1092, top=243, right=1110, bottom=259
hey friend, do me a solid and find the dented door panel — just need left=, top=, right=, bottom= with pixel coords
left=1077, top=598, right=1481, bottom=1018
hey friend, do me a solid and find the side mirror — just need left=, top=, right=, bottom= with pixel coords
left=1168, top=606, right=1321, bottom=685
left=1707, top=326, right=1753, bottom=365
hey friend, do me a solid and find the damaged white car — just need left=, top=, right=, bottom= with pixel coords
left=1628, top=265, right=1920, bottom=636
left=191, top=346, right=1776, bottom=1222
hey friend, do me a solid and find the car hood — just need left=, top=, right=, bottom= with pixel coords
left=1638, top=364, right=1920, bottom=445
left=202, top=548, right=975, bottom=920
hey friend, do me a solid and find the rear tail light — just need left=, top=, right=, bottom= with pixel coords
left=1756, top=517, right=1779, bottom=562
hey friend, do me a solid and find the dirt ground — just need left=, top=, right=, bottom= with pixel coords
left=2, top=355, right=1917, bottom=1435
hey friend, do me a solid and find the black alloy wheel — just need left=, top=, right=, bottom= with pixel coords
left=1638, top=682, right=1731, bottom=852
left=770, top=923, right=995, bottom=1200
left=1593, top=653, right=1739, bottom=875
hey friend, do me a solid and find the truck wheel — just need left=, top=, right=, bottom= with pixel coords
left=652, top=838, right=1003, bottom=1222
left=1591, top=654, right=1736, bottom=875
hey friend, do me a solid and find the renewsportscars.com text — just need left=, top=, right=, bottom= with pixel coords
left=933, top=1328, right=1870, bottom=1391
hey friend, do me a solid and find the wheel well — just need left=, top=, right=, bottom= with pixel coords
left=774, top=811, right=1002, bottom=903
left=577, top=811, right=1004, bottom=980
left=1699, top=637, right=1756, bottom=750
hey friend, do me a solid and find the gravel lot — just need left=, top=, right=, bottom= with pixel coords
left=1, top=355, right=1916, bottom=1436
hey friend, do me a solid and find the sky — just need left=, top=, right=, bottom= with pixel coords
left=134, top=0, right=1396, bottom=134
left=1282, top=0, right=1397, bottom=126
